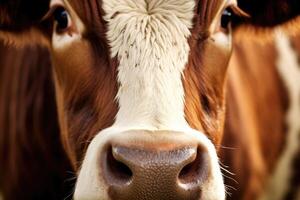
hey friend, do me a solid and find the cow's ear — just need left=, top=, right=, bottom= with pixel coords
left=237, top=0, right=300, bottom=28
left=0, top=0, right=51, bottom=46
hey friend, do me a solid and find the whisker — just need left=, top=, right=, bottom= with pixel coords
left=219, top=161, right=230, bottom=169
left=80, top=139, right=92, bottom=145
left=218, top=145, right=237, bottom=150
left=222, top=173, right=239, bottom=184
left=63, top=175, right=76, bottom=200
left=64, top=189, right=74, bottom=200
left=66, top=170, right=76, bottom=175
left=224, top=188, right=232, bottom=197
left=215, top=144, right=237, bottom=150
left=219, top=164, right=236, bottom=176
left=225, top=184, right=237, bottom=191
left=64, top=176, right=77, bottom=183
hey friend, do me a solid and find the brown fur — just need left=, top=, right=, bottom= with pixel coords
left=183, top=0, right=229, bottom=146
left=0, top=41, right=74, bottom=199
left=53, top=0, right=119, bottom=167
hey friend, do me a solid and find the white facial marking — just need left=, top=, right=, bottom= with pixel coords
left=75, top=1, right=226, bottom=199
left=103, top=0, right=194, bottom=130
left=259, top=31, right=300, bottom=200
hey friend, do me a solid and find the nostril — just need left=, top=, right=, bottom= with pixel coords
left=103, top=146, right=133, bottom=185
left=178, top=146, right=210, bottom=187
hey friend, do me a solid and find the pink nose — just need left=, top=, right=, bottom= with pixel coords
left=100, top=138, right=210, bottom=200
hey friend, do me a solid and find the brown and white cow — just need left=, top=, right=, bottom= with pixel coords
left=0, top=0, right=300, bottom=199
left=221, top=30, right=300, bottom=200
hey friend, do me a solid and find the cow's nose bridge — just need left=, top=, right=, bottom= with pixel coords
left=99, top=130, right=211, bottom=200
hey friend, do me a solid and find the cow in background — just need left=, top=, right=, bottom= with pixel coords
left=221, top=29, right=300, bottom=200
left=0, top=0, right=300, bottom=199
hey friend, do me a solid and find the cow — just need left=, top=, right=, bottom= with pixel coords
left=0, top=0, right=300, bottom=199
left=221, top=30, right=300, bottom=200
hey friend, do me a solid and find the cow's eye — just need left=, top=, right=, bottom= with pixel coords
left=219, top=6, right=249, bottom=33
left=54, top=7, right=70, bottom=32
left=221, top=8, right=233, bottom=30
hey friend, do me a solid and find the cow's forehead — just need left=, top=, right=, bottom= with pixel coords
left=100, top=0, right=194, bottom=129
left=55, top=0, right=231, bottom=132
left=67, top=0, right=228, bottom=31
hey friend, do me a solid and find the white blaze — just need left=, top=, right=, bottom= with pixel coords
left=75, top=1, right=226, bottom=199
left=103, top=0, right=194, bottom=130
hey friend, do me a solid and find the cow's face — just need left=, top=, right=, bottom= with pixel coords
left=1, top=0, right=298, bottom=199
left=49, top=0, right=238, bottom=199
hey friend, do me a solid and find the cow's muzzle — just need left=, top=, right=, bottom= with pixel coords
left=102, top=137, right=209, bottom=200
left=74, top=130, right=224, bottom=200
